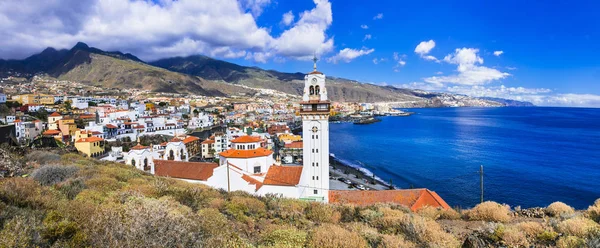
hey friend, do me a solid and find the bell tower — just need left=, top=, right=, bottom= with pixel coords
left=299, top=56, right=330, bottom=202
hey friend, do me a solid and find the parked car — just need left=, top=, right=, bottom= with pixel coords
left=344, top=179, right=352, bottom=184
left=356, top=184, right=366, bottom=190
left=338, top=177, right=346, bottom=182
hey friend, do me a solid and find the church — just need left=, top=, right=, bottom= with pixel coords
left=123, top=60, right=450, bottom=209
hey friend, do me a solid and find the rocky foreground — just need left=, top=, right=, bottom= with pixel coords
left=0, top=148, right=598, bottom=247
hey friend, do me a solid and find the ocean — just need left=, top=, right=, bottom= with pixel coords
left=329, top=107, right=600, bottom=209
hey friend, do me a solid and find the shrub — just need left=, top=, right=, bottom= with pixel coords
left=556, top=216, right=600, bottom=238
left=269, top=198, right=308, bottom=221
left=467, top=201, right=511, bottom=222
left=41, top=210, right=78, bottom=244
left=0, top=178, right=46, bottom=208
left=225, top=196, right=267, bottom=221
left=399, top=214, right=460, bottom=247
left=501, top=226, right=529, bottom=247
left=260, top=228, right=307, bottom=248
left=587, top=199, right=600, bottom=223
left=305, top=202, right=340, bottom=224
left=417, top=206, right=441, bottom=220
left=378, top=234, right=416, bottom=248
left=86, top=197, right=203, bottom=247
left=537, top=230, right=559, bottom=243
left=197, top=208, right=229, bottom=237
left=85, top=176, right=121, bottom=192
left=439, top=209, right=461, bottom=220
left=57, top=178, right=86, bottom=200
left=0, top=214, right=42, bottom=247
left=31, top=165, right=78, bottom=186
left=546, top=201, right=575, bottom=217
left=26, top=150, right=61, bottom=165
left=516, top=221, right=544, bottom=238
left=308, top=223, right=368, bottom=248
left=345, top=222, right=380, bottom=246
left=556, top=235, right=585, bottom=248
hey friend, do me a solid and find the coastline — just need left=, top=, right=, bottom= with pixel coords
left=329, top=154, right=395, bottom=190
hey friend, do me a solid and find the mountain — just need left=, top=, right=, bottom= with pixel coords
left=1, top=43, right=255, bottom=96
left=0, top=42, right=533, bottom=106
left=480, top=97, right=535, bottom=107
left=151, top=56, right=435, bottom=103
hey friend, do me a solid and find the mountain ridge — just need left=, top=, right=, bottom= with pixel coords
left=0, top=42, right=533, bottom=106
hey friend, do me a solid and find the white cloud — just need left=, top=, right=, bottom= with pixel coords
left=281, top=11, right=295, bottom=26
left=391, top=52, right=406, bottom=72
left=0, top=0, right=334, bottom=63
left=363, top=34, right=372, bottom=41
left=414, top=40, right=435, bottom=55
left=372, top=58, right=386, bottom=64
left=506, top=66, right=517, bottom=70
left=373, top=13, right=383, bottom=20
left=422, top=55, right=439, bottom=62
left=360, top=24, right=368, bottom=29
left=436, top=71, right=443, bottom=75
left=327, top=47, right=374, bottom=63
left=424, top=48, right=510, bottom=85
left=240, top=0, right=272, bottom=17
left=493, top=50, right=504, bottom=56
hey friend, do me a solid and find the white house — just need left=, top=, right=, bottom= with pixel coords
left=0, top=93, right=7, bottom=104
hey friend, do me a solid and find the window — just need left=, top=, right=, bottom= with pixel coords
left=312, top=176, right=314, bottom=180
left=316, top=162, right=318, bottom=167
left=316, top=176, right=319, bottom=180
left=314, top=190, right=318, bottom=194
left=316, top=149, right=318, bottom=153
left=254, top=166, right=261, bottom=173
left=316, top=135, right=318, bottom=139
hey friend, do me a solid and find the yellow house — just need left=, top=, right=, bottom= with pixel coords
left=58, top=118, right=77, bottom=137
left=145, top=103, right=155, bottom=110
left=12, top=94, right=55, bottom=105
left=74, top=136, right=105, bottom=157
left=73, top=129, right=93, bottom=141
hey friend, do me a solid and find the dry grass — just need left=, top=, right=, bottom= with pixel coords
left=378, top=234, right=416, bottom=248
left=586, top=199, right=600, bottom=223
left=501, top=226, right=529, bottom=247
left=417, top=206, right=442, bottom=220
left=400, top=214, right=461, bottom=247
left=466, top=201, right=512, bottom=222
left=546, top=201, right=575, bottom=217
left=556, top=216, right=600, bottom=238
left=556, top=235, right=585, bottom=248
left=516, top=221, right=544, bottom=238
left=308, top=224, right=368, bottom=248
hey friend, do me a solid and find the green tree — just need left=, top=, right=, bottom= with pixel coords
left=64, top=100, right=72, bottom=111
left=88, top=101, right=98, bottom=107
left=158, top=102, right=168, bottom=107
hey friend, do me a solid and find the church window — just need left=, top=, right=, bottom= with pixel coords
left=316, top=162, right=318, bottom=167
left=316, top=176, right=319, bottom=180
left=254, top=166, right=261, bottom=173
left=314, top=190, right=318, bottom=194
left=315, top=85, right=320, bottom=95
left=309, top=86, right=315, bottom=95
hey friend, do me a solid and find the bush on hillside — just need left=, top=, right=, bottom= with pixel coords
left=500, top=226, right=529, bottom=247
left=308, top=223, right=368, bottom=248
left=556, top=235, right=585, bottom=248
left=556, top=216, right=600, bottom=238
left=0, top=214, right=42, bottom=247
left=516, top=221, right=544, bottom=238
left=26, top=150, right=61, bottom=165
left=546, top=201, right=575, bottom=217
left=378, top=234, right=416, bottom=248
left=305, top=202, right=340, bottom=224
left=31, top=165, right=78, bottom=186
left=467, top=201, right=512, bottom=222
left=260, top=227, right=307, bottom=248
left=586, top=199, right=600, bottom=223
left=399, top=214, right=460, bottom=247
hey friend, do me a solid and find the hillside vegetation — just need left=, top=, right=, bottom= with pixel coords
left=1, top=149, right=599, bottom=247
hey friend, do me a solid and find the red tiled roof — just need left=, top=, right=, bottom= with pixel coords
left=154, top=160, right=218, bottom=181
left=308, top=70, right=323, bottom=75
left=49, top=112, right=61, bottom=117
left=284, top=141, right=303, bottom=149
left=242, top=174, right=263, bottom=191
left=328, top=189, right=451, bottom=211
left=105, top=124, right=118, bottom=129
left=43, top=130, right=61, bottom=135
left=133, top=125, right=145, bottom=129
left=76, top=137, right=104, bottom=143
left=183, top=136, right=200, bottom=144
left=230, top=135, right=261, bottom=143
left=79, top=114, right=95, bottom=119
left=169, top=137, right=181, bottom=142
left=201, top=139, right=215, bottom=144
left=263, top=165, right=302, bottom=186
left=219, top=148, right=273, bottom=158
left=131, top=144, right=150, bottom=150
left=13, top=119, right=21, bottom=123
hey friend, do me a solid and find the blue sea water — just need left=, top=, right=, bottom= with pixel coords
left=329, top=107, right=600, bottom=209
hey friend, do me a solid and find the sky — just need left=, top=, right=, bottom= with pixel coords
left=1, top=0, right=599, bottom=107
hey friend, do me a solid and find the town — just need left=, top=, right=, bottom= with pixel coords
left=0, top=62, right=448, bottom=209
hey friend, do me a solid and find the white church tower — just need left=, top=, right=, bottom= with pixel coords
left=298, top=56, right=330, bottom=202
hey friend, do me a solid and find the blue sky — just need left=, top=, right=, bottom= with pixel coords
left=1, top=0, right=599, bottom=106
